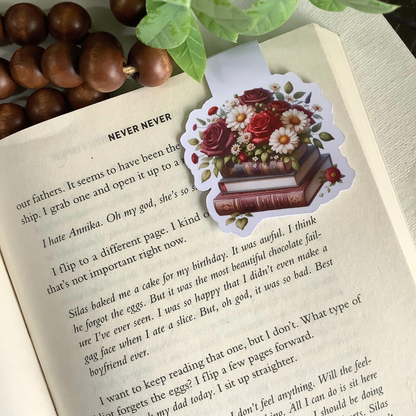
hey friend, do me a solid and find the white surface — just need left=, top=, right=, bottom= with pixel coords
left=1, top=0, right=415, bottom=241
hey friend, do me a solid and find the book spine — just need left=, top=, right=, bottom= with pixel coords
left=214, top=189, right=307, bottom=216
left=221, top=160, right=288, bottom=178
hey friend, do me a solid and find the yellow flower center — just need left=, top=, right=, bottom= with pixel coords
left=331, top=172, right=337, bottom=178
left=279, top=135, right=290, bottom=144
left=236, top=114, right=247, bottom=122
left=290, top=116, right=301, bottom=125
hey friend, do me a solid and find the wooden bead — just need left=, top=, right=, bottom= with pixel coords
left=110, top=0, right=146, bottom=27
left=26, top=88, right=68, bottom=124
left=128, top=40, right=172, bottom=87
left=0, top=14, right=4, bottom=41
left=81, top=31, right=123, bottom=54
left=48, top=2, right=91, bottom=43
left=79, top=43, right=126, bottom=93
left=67, top=83, right=109, bottom=110
left=10, top=45, right=49, bottom=89
left=0, top=103, right=29, bottom=139
left=4, top=3, right=48, bottom=46
left=0, top=59, right=18, bottom=100
left=41, top=42, right=83, bottom=88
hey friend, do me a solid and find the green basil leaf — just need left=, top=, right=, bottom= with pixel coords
left=146, top=0, right=166, bottom=13
left=242, top=0, right=298, bottom=36
left=308, top=0, right=347, bottom=11
left=226, top=217, right=236, bottom=225
left=164, top=0, right=190, bottom=7
left=338, top=0, right=399, bottom=13
left=193, top=9, right=239, bottom=42
left=231, top=212, right=240, bottom=218
left=191, top=0, right=256, bottom=33
left=168, top=16, right=206, bottom=82
left=188, top=138, right=199, bottom=145
left=137, top=3, right=191, bottom=49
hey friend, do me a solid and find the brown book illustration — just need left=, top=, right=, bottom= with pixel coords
left=220, top=143, right=308, bottom=177
left=219, top=145, right=320, bottom=192
left=214, top=154, right=332, bottom=215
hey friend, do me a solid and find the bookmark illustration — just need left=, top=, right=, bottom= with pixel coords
left=181, top=42, right=355, bottom=236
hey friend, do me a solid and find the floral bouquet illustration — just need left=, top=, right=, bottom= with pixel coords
left=181, top=74, right=354, bottom=235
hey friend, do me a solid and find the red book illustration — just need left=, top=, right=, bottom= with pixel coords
left=219, top=145, right=320, bottom=192
left=213, top=154, right=332, bottom=216
left=220, top=143, right=308, bottom=177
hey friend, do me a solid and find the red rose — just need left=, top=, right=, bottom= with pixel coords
left=201, top=119, right=234, bottom=157
left=238, top=151, right=248, bottom=162
left=325, top=167, right=341, bottom=183
left=291, top=104, right=315, bottom=125
left=245, top=112, right=282, bottom=145
left=266, top=100, right=291, bottom=114
left=208, top=106, right=218, bottom=116
left=239, top=88, right=274, bottom=106
left=191, top=153, right=198, bottom=164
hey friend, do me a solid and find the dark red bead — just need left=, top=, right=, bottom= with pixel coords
left=26, top=88, right=69, bottom=124
left=0, top=103, right=29, bottom=139
left=4, top=3, right=48, bottom=46
left=47, top=2, right=91, bottom=43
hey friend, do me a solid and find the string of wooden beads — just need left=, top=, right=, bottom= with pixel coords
left=0, top=0, right=173, bottom=140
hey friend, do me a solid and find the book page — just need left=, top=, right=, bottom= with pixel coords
left=0, top=26, right=415, bottom=416
left=0, top=254, right=57, bottom=416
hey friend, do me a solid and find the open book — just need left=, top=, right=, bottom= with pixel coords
left=1, top=25, right=415, bottom=416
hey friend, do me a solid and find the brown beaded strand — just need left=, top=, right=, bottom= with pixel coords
left=0, top=1, right=174, bottom=140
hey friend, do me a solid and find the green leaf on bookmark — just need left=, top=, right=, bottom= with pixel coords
left=136, top=3, right=191, bottom=49
left=201, top=169, right=211, bottom=183
left=319, top=132, right=335, bottom=141
left=308, top=0, right=347, bottom=11
left=242, top=0, right=298, bottom=36
left=294, top=91, right=306, bottom=99
left=226, top=217, right=236, bottom=225
left=313, top=138, right=324, bottom=149
left=275, top=92, right=285, bottom=100
left=284, top=81, right=293, bottom=94
left=236, top=217, right=248, bottom=230
left=168, top=16, right=207, bottom=82
left=191, top=0, right=256, bottom=33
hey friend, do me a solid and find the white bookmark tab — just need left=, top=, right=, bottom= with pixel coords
left=205, top=42, right=271, bottom=99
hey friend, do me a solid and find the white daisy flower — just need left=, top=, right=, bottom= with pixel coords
left=231, top=144, right=241, bottom=155
left=209, top=116, right=219, bottom=124
left=312, top=104, right=323, bottom=112
left=252, top=156, right=258, bottom=162
left=246, top=143, right=256, bottom=152
left=229, top=99, right=239, bottom=107
left=280, top=108, right=310, bottom=133
left=237, top=132, right=251, bottom=144
left=226, top=105, right=255, bottom=131
left=270, top=83, right=281, bottom=92
left=269, top=127, right=299, bottom=154
left=285, top=95, right=294, bottom=103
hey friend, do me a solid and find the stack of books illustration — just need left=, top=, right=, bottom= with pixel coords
left=213, top=144, right=332, bottom=215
